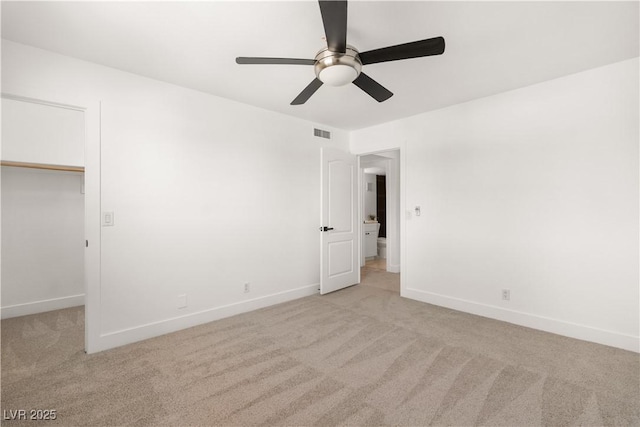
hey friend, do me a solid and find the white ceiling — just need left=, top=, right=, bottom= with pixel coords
left=2, top=1, right=638, bottom=130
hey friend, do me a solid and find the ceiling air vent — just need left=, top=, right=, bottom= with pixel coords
left=314, top=128, right=331, bottom=139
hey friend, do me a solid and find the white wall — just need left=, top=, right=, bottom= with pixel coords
left=363, top=173, right=377, bottom=220
left=385, top=155, right=401, bottom=273
left=351, top=58, right=639, bottom=352
left=1, top=97, right=85, bottom=167
left=1, top=167, right=85, bottom=317
left=2, top=40, right=349, bottom=351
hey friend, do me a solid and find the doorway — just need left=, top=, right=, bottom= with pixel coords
left=358, top=149, right=401, bottom=292
left=0, top=94, right=99, bottom=353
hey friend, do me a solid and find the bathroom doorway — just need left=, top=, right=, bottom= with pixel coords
left=358, top=149, right=401, bottom=292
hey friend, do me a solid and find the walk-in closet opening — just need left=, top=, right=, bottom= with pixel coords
left=1, top=95, right=86, bottom=331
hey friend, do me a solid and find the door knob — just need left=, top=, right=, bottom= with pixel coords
left=319, top=226, right=334, bottom=232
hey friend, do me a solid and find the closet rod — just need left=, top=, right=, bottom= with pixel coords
left=1, top=160, right=84, bottom=173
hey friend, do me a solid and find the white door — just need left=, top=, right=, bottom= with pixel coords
left=320, top=147, right=359, bottom=294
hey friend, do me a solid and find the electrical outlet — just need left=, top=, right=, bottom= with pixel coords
left=244, top=282, right=250, bottom=293
left=502, top=289, right=510, bottom=301
left=177, top=294, right=187, bottom=309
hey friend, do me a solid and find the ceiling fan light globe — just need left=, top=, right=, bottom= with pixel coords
left=319, top=65, right=358, bottom=86
left=314, top=45, right=362, bottom=87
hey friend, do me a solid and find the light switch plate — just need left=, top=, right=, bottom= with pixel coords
left=102, top=211, right=115, bottom=226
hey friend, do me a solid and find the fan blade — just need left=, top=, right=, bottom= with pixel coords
left=352, top=73, right=393, bottom=102
left=291, top=78, right=323, bottom=105
left=318, top=0, right=347, bottom=53
left=236, top=57, right=315, bottom=65
left=359, top=36, right=445, bottom=65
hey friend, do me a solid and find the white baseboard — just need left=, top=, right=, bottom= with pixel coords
left=387, top=263, right=400, bottom=273
left=1, top=294, right=85, bottom=319
left=90, top=284, right=319, bottom=353
left=402, top=287, right=639, bottom=353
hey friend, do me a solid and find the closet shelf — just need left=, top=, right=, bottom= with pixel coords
left=1, top=160, right=84, bottom=173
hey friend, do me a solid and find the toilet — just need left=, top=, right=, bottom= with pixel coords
left=377, top=237, right=387, bottom=259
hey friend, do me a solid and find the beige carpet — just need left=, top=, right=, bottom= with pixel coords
left=360, top=259, right=400, bottom=293
left=1, top=278, right=638, bottom=426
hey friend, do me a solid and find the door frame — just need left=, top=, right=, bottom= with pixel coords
left=356, top=145, right=406, bottom=293
left=2, top=93, right=101, bottom=353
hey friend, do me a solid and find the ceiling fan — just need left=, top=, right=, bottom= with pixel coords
left=236, top=0, right=445, bottom=105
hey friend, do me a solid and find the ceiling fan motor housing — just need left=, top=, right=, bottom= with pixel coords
left=314, top=45, right=362, bottom=86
